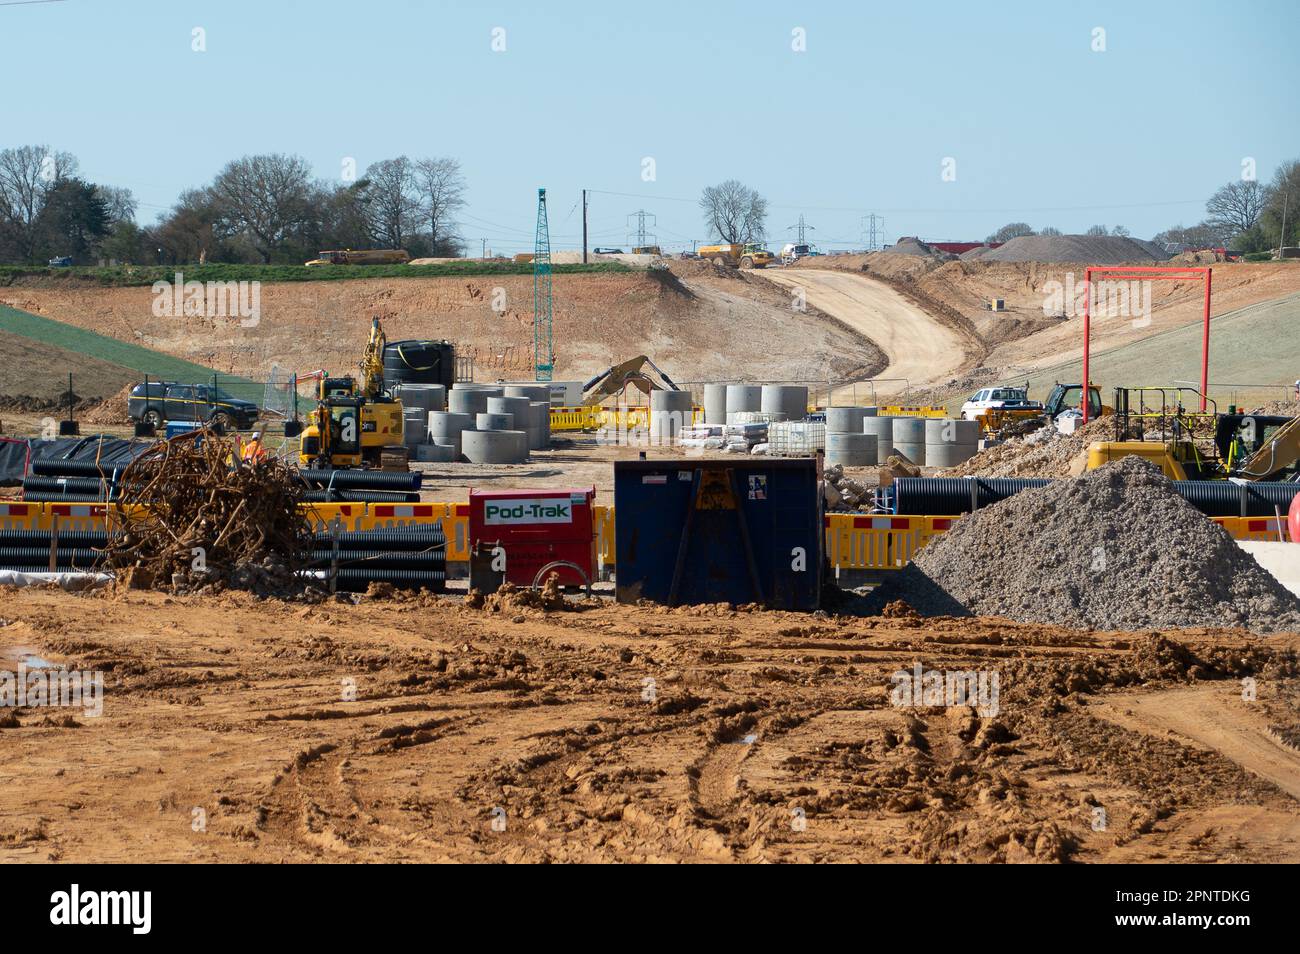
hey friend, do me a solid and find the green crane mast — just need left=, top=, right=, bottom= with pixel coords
left=533, top=188, right=553, bottom=381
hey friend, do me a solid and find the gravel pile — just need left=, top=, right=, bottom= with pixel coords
left=983, top=234, right=1168, bottom=264
left=882, top=457, right=1300, bottom=633
left=941, top=417, right=1113, bottom=478
left=881, top=237, right=954, bottom=259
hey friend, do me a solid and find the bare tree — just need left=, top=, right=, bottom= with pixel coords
left=363, top=156, right=420, bottom=249
left=1205, top=179, right=1266, bottom=238
left=986, top=222, right=1035, bottom=243
left=1039, top=226, right=1062, bottom=236
left=1085, top=224, right=1109, bottom=236
left=1111, top=224, right=1131, bottom=237
left=0, top=144, right=78, bottom=261
left=413, top=157, right=466, bottom=254
left=94, top=184, right=138, bottom=225
left=700, top=179, right=767, bottom=243
left=209, top=154, right=315, bottom=262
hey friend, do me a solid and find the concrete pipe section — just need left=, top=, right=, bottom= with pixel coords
left=394, top=383, right=446, bottom=413
left=761, top=384, right=809, bottom=421
left=461, top=429, right=529, bottom=464
left=528, top=401, right=551, bottom=450
left=504, top=384, right=550, bottom=404
left=891, top=417, right=926, bottom=465
left=826, top=432, right=878, bottom=467
left=487, top=395, right=531, bottom=426
left=703, top=384, right=729, bottom=425
left=725, top=384, right=762, bottom=423
left=476, top=412, right=514, bottom=431
left=825, top=406, right=869, bottom=434
left=863, top=416, right=895, bottom=462
left=925, top=418, right=979, bottom=467
left=651, top=390, right=694, bottom=444
left=402, top=409, right=430, bottom=447
left=428, top=411, right=474, bottom=458
left=449, top=387, right=502, bottom=416
left=414, top=443, right=457, bottom=463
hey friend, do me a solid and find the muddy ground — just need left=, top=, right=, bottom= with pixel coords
left=1, top=587, right=1298, bottom=863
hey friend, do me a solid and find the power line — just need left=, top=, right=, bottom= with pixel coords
left=586, top=188, right=1203, bottom=215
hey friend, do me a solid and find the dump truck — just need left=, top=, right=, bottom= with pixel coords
left=697, top=242, right=774, bottom=269
left=305, top=249, right=411, bottom=267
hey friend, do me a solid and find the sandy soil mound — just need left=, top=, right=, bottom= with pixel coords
left=884, top=457, right=1300, bottom=633
left=984, top=234, right=1168, bottom=264
left=83, top=383, right=133, bottom=425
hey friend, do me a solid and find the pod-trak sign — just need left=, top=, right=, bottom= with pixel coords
left=484, top=499, right=574, bottom=525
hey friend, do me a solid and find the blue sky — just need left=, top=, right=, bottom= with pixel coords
left=4, top=0, right=1298, bottom=253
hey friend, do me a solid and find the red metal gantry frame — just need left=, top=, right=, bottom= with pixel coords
left=1080, top=266, right=1212, bottom=423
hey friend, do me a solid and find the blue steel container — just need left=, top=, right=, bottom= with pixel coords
left=614, top=458, right=823, bottom=610
left=165, top=421, right=203, bottom=438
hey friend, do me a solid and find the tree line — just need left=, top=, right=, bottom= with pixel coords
left=0, top=146, right=466, bottom=266
left=984, top=157, right=1299, bottom=253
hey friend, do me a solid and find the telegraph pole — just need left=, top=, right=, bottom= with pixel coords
left=582, top=189, right=588, bottom=264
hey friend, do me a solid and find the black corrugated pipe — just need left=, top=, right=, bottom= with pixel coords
left=297, top=469, right=423, bottom=491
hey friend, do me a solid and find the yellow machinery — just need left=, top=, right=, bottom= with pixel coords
left=298, top=318, right=408, bottom=469
left=580, top=355, right=681, bottom=406
left=697, top=243, right=774, bottom=268
left=1083, top=387, right=1300, bottom=481
left=976, top=383, right=1111, bottom=433
left=305, top=249, right=411, bottom=267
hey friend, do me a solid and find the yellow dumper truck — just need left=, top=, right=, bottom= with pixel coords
left=697, top=242, right=774, bottom=268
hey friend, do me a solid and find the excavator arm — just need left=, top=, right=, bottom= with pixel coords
left=581, top=355, right=679, bottom=406
left=360, top=317, right=386, bottom=398
left=1237, top=415, right=1300, bottom=480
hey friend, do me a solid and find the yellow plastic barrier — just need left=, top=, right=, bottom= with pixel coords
left=2, top=501, right=1288, bottom=572
left=549, top=406, right=704, bottom=433
left=879, top=405, right=947, bottom=418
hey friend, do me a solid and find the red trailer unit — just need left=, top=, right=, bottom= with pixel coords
left=468, top=487, right=596, bottom=587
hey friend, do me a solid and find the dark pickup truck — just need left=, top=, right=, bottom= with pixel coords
left=127, top=382, right=260, bottom=429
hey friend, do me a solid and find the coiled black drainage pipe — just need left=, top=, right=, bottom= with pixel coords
left=328, top=568, right=446, bottom=592
left=893, top=476, right=1300, bottom=517
left=22, top=476, right=115, bottom=494
left=30, top=458, right=130, bottom=478
left=893, top=477, right=1052, bottom=515
left=307, top=549, right=445, bottom=568
left=0, top=530, right=110, bottom=547
left=297, top=469, right=424, bottom=491
left=0, top=547, right=106, bottom=567
left=19, top=492, right=120, bottom=503
left=310, top=528, right=446, bottom=549
left=302, top=490, right=421, bottom=504
left=1173, top=480, right=1300, bottom=517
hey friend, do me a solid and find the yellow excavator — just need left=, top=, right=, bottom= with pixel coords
left=298, top=317, right=408, bottom=469
left=1085, top=387, right=1300, bottom=481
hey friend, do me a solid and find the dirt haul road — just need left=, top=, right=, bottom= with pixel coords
left=2, top=587, right=1298, bottom=864
left=763, top=268, right=968, bottom=396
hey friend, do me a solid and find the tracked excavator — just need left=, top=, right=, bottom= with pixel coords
left=298, top=317, right=409, bottom=469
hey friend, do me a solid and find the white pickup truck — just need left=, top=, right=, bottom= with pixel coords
left=960, top=386, right=1042, bottom=421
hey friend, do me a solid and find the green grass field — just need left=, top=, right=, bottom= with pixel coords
left=0, top=259, right=630, bottom=287
left=0, top=304, right=263, bottom=403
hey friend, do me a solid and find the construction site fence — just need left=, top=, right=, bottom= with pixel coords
left=1, top=502, right=1287, bottom=577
